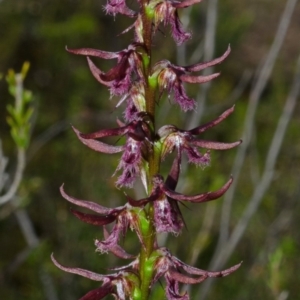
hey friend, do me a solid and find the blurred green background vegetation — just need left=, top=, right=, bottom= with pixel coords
left=0, top=0, right=299, bottom=299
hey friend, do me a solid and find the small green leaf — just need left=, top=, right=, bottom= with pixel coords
left=148, top=74, right=158, bottom=90
left=8, top=85, right=16, bottom=97
left=132, top=287, right=142, bottom=300
left=21, top=61, right=30, bottom=79
left=6, top=69, right=16, bottom=85
left=23, top=90, right=33, bottom=103
left=145, top=4, right=155, bottom=19
left=6, top=116, right=15, bottom=128
left=24, top=107, right=34, bottom=122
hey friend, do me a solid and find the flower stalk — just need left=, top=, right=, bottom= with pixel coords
left=52, top=0, right=243, bottom=299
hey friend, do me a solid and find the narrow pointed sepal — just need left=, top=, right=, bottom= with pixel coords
left=206, top=176, right=233, bottom=201
left=165, top=150, right=182, bottom=190
left=51, top=254, right=106, bottom=281
left=72, top=126, right=124, bottom=154
left=60, top=184, right=123, bottom=215
left=191, top=139, right=242, bottom=150
left=70, top=208, right=117, bottom=226
left=189, top=105, right=235, bottom=135
left=168, top=270, right=208, bottom=284
left=179, top=260, right=243, bottom=278
left=164, top=176, right=233, bottom=203
left=180, top=72, right=220, bottom=84
left=158, top=106, right=241, bottom=165
left=79, top=285, right=114, bottom=300
left=66, top=46, right=119, bottom=59
left=154, top=51, right=227, bottom=111
left=87, top=57, right=111, bottom=87
left=152, top=248, right=242, bottom=300
left=184, top=45, right=231, bottom=72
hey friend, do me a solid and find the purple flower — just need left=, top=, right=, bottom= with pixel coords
left=152, top=46, right=231, bottom=111
left=128, top=166, right=233, bottom=234
left=151, top=247, right=242, bottom=300
left=60, top=184, right=142, bottom=255
left=66, top=43, right=145, bottom=96
left=103, top=0, right=136, bottom=17
left=51, top=254, right=140, bottom=300
left=116, top=81, right=146, bottom=122
left=153, top=0, right=205, bottom=45
left=72, top=113, right=153, bottom=187
left=158, top=105, right=242, bottom=166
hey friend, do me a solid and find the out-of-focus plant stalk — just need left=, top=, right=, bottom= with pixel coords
left=139, top=5, right=156, bottom=299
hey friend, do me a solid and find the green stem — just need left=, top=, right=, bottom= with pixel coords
left=139, top=3, right=160, bottom=300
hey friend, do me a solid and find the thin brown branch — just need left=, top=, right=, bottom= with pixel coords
left=199, top=50, right=300, bottom=299
left=218, top=0, right=298, bottom=247
left=0, top=148, right=26, bottom=206
left=179, top=0, right=219, bottom=182
left=12, top=202, right=59, bottom=300
left=0, top=140, right=9, bottom=193
left=186, top=0, right=219, bottom=129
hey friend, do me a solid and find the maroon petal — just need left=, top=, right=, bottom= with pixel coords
left=164, top=187, right=208, bottom=203
left=114, top=137, right=143, bottom=188
left=188, top=106, right=235, bottom=135
left=103, top=0, right=136, bottom=17
left=80, top=126, right=128, bottom=139
left=154, top=198, right=184, bottom=234
left=95, top=223, right=123, bottom=253
left=184, top=46, right=231, bottom=72
left=191, top=139, right=242, bottom=150
left=51, top=254, right=106, bottom=281
left=184, top=147, right=210, bottom=167
left=73, top=126, right=124, bottom=154
left=70, top=208, right=117, bottom=226
left=176, top=258, right=242, bottom=277
left=165, top=150, right=182, bottom=191
left=165, top=176, right=232, bottom=203
left=125, top=194, right=150, bottom=207
left=180, top=72, right=220, bottom=83
left=165, top=275, right=189, bottom=300
left=124, top=99, right=139, bottom=122
left=60, top=184, right=123, bottom=215
left=100, top=56, right=129, bottom=82
left=109, top=75, right=132, bottom=96
left=80, top=284, right=114, bottom=300
left=164, top=151, right=185, bottom=233
left=206, top=176, right=233, bottom=201
left=115, top=166, right=139, bottom=188
left=173, top=83, right=196, bottom=112
left=168, top=270, right=207, bottom=284
left=87, top=57, right=111, bottom=87
left=103, top=227, right=135, bottom=259
left=66, top=46, right=118, bottom=59
left=170, top=10, right=191, bottom=45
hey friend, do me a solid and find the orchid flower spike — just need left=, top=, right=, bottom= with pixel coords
left=60, top=184, right=145, bottom=254
left=54, top=0, right=243, bottom=298
left=66, top=43, right=146, bottom=96
left=51, top=254, right=141, bottom=300
left=72, top=112, right=153, bottom=187
left=158, top=105, right=242, bottom=166
left=150, top=247, right=242, bottom=300
left=152, top=45, right=231, bottom=111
